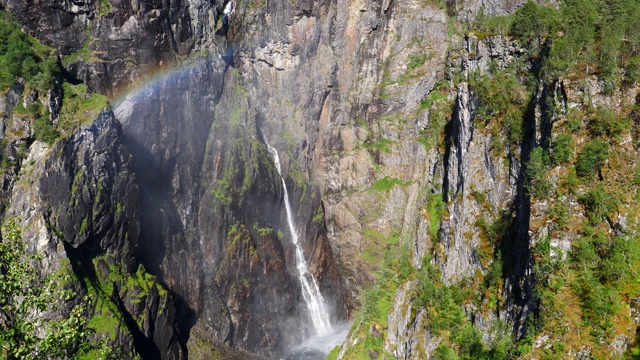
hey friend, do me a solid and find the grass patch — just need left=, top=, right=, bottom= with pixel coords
left=58, top=82, right=108, bottom=137
left=370, top=177, right=407, bottom=192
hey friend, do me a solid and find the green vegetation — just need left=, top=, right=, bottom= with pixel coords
left=575, top=139, right=609, bottom=178
left=63, top=40, right=91, bottom=66
left=509, top=0, right=560, bottom=39
left=420, top=81, right=449, bottom=111
left=549, top=201, right=569, bottom=229
left=252, top=224, right=273, bottom=237
left=570, top=232, right=632, bottom=338
left=27, top=101, right=59, bottom=144
left=226, top=223, right=258, bottom=259
left=0, top=221, right=108, bottom=358
left=0, top=12, right=110, bottom=149
left=473, top=10, right=514, bottom=37
left=210, top=139, right=275, bottom=209
left=98, top=0, right=112, bottom=16
left=588, top=108, right=628, bottom=139
left=474, top=0, right=640, bottom=86
left=312, top=206, right=324, bottom=224
left=89, top=254, right=170, bottom=353
left=326, top=346, right=340, bottom=360
left=341, top=245, right=414, bottom=359
left=364, top=137, right=394, bottom=154
left=469, top=68, right=529, bottom=153
left=0, top=13, right=58, bottom=92
left=578, top=185, right=619, bottom=225
left=370, top=177, right=406, bottom=192
left=211, top=178, right=232, bottom=206
left=550, top=133, right=574, bottom=165
left=360, top=229, right=400, bottom=268
left=413, top=258, right=466, bottom=334
left=58, top=83, right=109, bottom=136
left=425, top=193, right=445, bottom=241
left=418, top=81, right=453, bottom=152
left=343, top=0, right=640, bottom=357
left=413, top=257, right=521, bottom=359
left=534, top=0, right=640, bottom=83
left=407, top=53, right=428, bottom=71
left=525, top=147, right=552, bottom=198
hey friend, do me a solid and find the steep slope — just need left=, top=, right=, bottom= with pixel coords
left=0, top=13, right=188, bottom=357
left=0, top=94, right=183, bottom=358
left=3, top=0, right=640, bottom=359
left=333, top=1, right=640, bottom=358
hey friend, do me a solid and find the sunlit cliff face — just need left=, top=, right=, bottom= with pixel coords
left=3, top=0, right=640, bottom=358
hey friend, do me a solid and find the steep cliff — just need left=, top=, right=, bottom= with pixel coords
left=3, top=0, right=640, bottom=359
left=332, top=1, right=640, bottom=358
left=0, top=102, right=184, bottom=356
left=0, top=12, right=185, bottom=358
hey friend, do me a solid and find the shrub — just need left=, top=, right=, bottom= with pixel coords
left=578, top=185, right=619, bottom=225
left=470, top=70, right=527, bottom=151
left=551, top=133, right=573, bottom=165
left=433, top=345, right=459, bottom=360
left=414, top=258, right=467, bottom=335
left=549, top=202, right=569, bottom=228
left=473, top=9, right=513, bottom=35
left=0, top=221, right=106, bottom=357
left=426, top=193, right=445, bottom=240
left=569, top=232, right=639, bottom=338
left=624, top=55, right=640, bottom=83
left=343, top=245, right=415, bottom=358
left=588, top=108, right=628, bottom=139
left=575, top=139, right=608, bottom=178
left=525, top=147, right=552, bottom=198
left=33, top=115, right=60, bottom=145
left=0, top=18, right=57, bottom=92
left=407, top=53, right=428, bottom=70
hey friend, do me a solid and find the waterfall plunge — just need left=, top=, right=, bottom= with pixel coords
left=266, top=143, right=333, bottom=336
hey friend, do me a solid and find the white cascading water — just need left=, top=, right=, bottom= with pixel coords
left=223, top=0, right=235, bottom=16
left=266, top=143, right=333, bottom=336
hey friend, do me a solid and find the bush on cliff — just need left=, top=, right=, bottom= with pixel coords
left=0, top=221, right=109, bottom=358
left=0, top=14, right=57, bottom=92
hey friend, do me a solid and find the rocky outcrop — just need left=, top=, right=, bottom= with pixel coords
left=1, top=0, right=224, bottom=96
left=3, top=106, right=183, bottom=357
left=439, top=34, right=525, bottom=282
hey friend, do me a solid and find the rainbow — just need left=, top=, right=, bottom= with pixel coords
left=112, top=56, right=216, bottom=109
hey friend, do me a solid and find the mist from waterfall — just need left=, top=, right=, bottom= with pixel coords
left=265, top=142, right=333, bottom=336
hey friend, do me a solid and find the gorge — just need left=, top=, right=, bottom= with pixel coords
left=0, top=0, right=640, bottom=359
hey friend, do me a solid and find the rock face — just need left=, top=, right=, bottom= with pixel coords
left=1, top=0, right=222, bottom=95
left=2, top=106, right=183, bottom=357
left=3, top=0, right=640, bottom=358
left=0, top=0, right=540, bottom=357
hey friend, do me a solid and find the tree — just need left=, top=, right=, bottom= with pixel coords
left=510, top=0, right=559, bottom=39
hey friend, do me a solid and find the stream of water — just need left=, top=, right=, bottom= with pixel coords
left=266, top=143, right=333, bottom=336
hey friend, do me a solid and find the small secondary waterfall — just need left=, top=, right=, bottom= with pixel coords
left=266, top=143, right=333, bottom=336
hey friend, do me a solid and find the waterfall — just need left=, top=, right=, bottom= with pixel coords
left=266, top=143, right=333, bottom=336
left=223, top=0, right=235, bottom=16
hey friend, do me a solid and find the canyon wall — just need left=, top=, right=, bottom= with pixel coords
left=2, top=0, right=639, bottom=358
